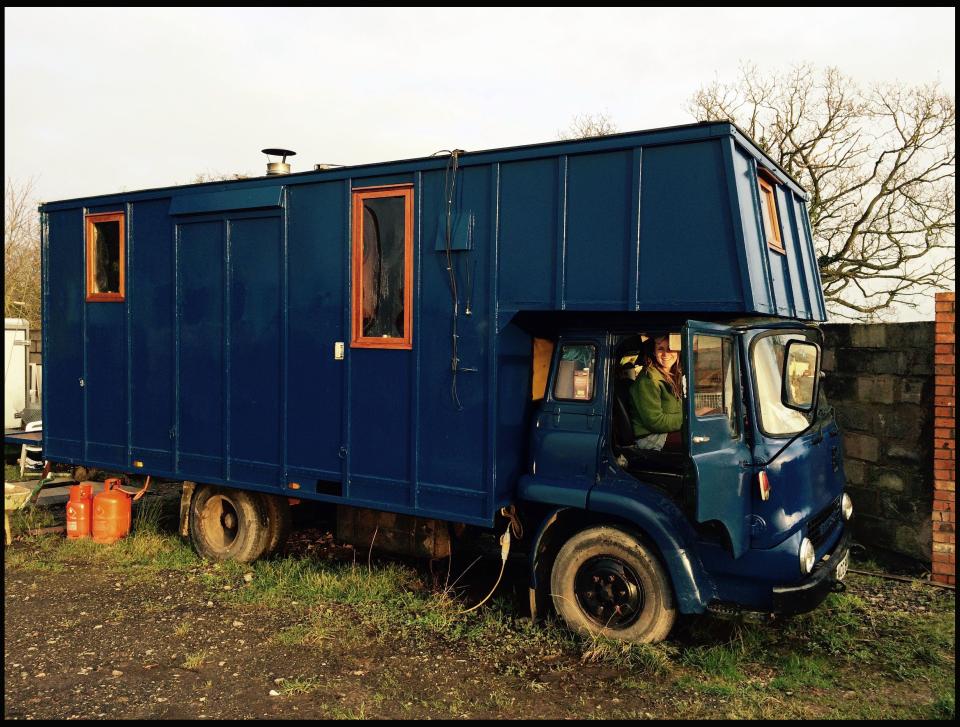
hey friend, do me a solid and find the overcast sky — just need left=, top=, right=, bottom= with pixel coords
left=5, top=7, right=955, bottom=318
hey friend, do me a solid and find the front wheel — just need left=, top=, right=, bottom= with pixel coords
left=550, top=526, right=676, bottom=643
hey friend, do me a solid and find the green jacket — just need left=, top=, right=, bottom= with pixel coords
left=628, top=366, right=683, bottom=438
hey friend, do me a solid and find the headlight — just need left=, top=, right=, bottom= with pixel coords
left=841, top=493, right=853, bottom=521
left=800, top=537, right=816, bottom=575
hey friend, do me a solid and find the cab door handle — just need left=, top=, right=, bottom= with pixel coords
left=692, top=435, right=711, bottom=444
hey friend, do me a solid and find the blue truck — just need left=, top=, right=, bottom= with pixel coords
left=40, top=121, right=852, bottom=642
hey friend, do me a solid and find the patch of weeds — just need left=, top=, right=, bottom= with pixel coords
left=131, top=497, right=166, bottom=535
left=680, top=642, right=744, bottom=682
left=580, top=634, right=674, bottom=676
left=276, top=676, right=323, bottom=696
left=327, top=703, right=368, bottom=720
left=173, top=622, right=191, bottom=638
left=928, top=694, right=955, bottom=720
left=770, top=654, right=831, bottom=691
left=8, top=505, right=56, bottom=538
left=181, top=650, right=208, bottom=671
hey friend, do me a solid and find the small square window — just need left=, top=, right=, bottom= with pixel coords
left=554, top=344, right=596, bottom=401
left=757, top=174, right=785, bottom=254
left=85, top=212, right=125, bottom=301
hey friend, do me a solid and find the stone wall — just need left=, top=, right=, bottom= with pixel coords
left=822, top=322, right=934, bottom=561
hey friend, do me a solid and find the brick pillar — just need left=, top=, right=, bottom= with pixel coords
left=932, top=292, right=955, bottom=584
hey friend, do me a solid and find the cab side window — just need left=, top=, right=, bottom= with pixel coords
left=554, top=344, right=596, bottom=401
left=692, top=335, right=738, bottom=436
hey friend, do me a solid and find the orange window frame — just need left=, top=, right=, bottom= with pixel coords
left=351, top=184, right=414, bottom=349
left=757, top=174, right=785, bottom=254
left=85, top=212, right=126, bottom=302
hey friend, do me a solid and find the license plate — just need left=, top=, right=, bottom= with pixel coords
left=835, top=550, right=849, bottom=581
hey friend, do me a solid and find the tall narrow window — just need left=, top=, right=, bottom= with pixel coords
left=757, top=172, right=785, bottom=254
left=351, top=185, right=413, bottom=349
left=85, top=212, right=125, bottom=301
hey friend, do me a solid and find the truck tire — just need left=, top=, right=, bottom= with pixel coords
left=550, top=526, right=676, bottom=644
left=189, top=485, right=269, bottom=563
left=257, top=493, right=292, bottom=558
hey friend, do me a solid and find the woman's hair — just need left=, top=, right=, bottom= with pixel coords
left=644, top=335, right=683, bottom=399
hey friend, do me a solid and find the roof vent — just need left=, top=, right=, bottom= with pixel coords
left=262, top=148, right=296, bottom=175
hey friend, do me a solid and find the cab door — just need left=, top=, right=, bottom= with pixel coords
left=528, top=339, right=605, bottom=503
left=683, top=321, right=752, bottom=558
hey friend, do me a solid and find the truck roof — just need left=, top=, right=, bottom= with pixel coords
left=41, top=121, right=804, bottom=210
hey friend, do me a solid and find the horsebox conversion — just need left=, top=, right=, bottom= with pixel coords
left=40, top=121, right=852, bottom=642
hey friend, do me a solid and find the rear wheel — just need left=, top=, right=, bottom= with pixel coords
left=550, top=526, right=676, bottom=643
left=257, top=494, right=292, bottom=558
left=189, top=485, right=269, bottom=563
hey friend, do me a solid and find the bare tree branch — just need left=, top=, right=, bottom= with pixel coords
left=559, top=112, right=619, bottom=140
left=689, top=64, right=955, bottom=320
left=5, top=177, right=42, bottom=327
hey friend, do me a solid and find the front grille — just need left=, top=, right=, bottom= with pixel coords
left=808, top=495, right=842, bottom=550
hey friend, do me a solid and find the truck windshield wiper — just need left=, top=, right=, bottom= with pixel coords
left=758, top=404, right=835, bottom=469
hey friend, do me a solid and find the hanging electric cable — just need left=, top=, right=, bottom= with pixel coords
left=442, top=149, right=466, bottom=410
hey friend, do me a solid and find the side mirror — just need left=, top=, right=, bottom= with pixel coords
left=782, top=340, right=820, bottom=412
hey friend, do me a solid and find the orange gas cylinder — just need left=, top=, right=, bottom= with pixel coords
left=92, top=478, right=132, bottom=544
left=66, top=483, right=94, bottom=539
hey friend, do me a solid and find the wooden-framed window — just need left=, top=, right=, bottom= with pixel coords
left=85, top=212, right=125, bottom=302
left=351, top=185, right=414, bottom=349
left=757, top=171, right=785, bottom=254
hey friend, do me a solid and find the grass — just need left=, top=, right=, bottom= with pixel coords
left=275, top=676, right=324, bottom=696
left=181, top=650, right=208, bottom=671
left=4, top=513, right=955, bottom=719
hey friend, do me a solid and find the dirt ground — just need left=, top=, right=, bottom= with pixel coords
left=4, top=531, right=668, bottom=720
left=3, top=493, right=955, bottom=720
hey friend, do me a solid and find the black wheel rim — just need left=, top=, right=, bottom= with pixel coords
left=574, top=556, right=644, bottom=629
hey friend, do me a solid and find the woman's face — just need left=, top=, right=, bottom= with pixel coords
left=654, top=337, right=678, bottom=370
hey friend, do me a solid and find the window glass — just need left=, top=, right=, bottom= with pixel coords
left=361, top=197, right=406, bottom=338
left=752, top=333, right=814, bottom=436
left=92, top=221, right=121, bottom=293
left=693, top=335, right=738, bottom=436
left=85, top=212, right=124, bottom=301
left=351, top=186, right=412, bottom=348
left=758, top=176, right=784, bottom=252
left=554, top=344, right=596, bottom=401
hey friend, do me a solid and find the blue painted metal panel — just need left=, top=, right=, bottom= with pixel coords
left=169, top=187, right=283, bottom=216
left=229, top=215, right=282, bottom=487
left=729, top=145, right=775, bottom=315
left=43, top=209, right=85, bottom=460
left=498, top=159, right=557, bottom=308
left=348, top=349, right=412, bottom=489
left=416, top=165, right=489, bottom=499
left=564, top=151, right=633, bottom=309
left=495, top=322, right=534, bottom=509
left=85, top=297, right=127, bottom=463
left=778, top=190, right=812, bottom=319
left=286, top=182, right=346, bottom=482
left=176, top=220, right=225, bottom=478
left=638, top=142, right=743, bottom=310
left=129, top=199, right=174, bottom=471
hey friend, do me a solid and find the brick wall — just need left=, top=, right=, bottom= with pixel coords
left=932, top=293, right=955, bottom=585
left=822, top=322, right=934, bottom=561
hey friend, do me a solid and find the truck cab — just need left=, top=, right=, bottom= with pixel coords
left=521, top=317, right=851, bottom=642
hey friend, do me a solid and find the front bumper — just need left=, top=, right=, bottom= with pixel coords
left=771, top=529, right=851, bottom=615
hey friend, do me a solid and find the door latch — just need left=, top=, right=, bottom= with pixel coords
left=692, top=435, right=711, bottom=444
